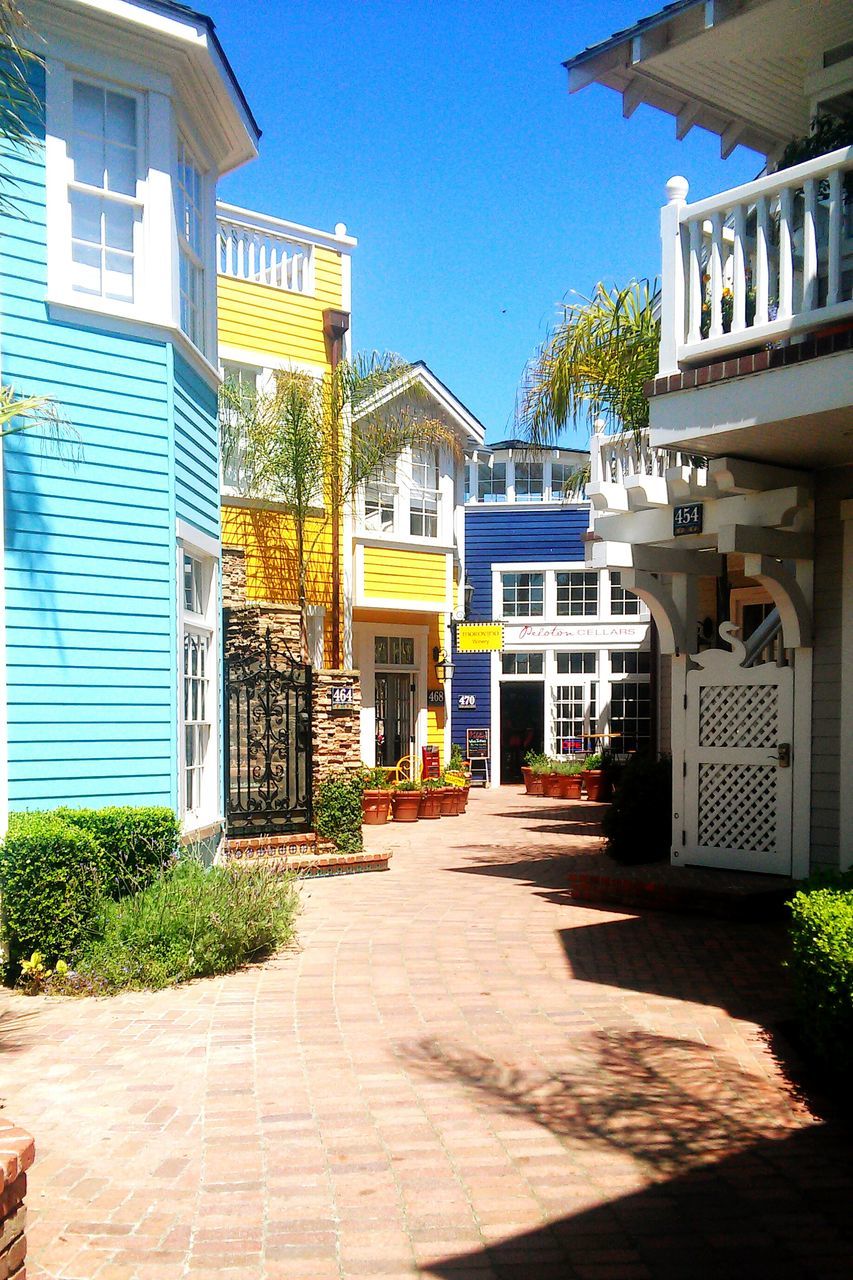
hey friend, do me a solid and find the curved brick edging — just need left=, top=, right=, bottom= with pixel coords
left=0, top=1119, right=34, bottom=1280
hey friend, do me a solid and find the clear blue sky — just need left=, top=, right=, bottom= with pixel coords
left=208, top=0, right=761, bottom=446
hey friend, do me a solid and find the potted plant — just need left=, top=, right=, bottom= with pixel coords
left=554, top=759, right=584, bottom=800
left=445, top=771, right=468, bottom=814
left=437, top=773, right=458, bottom=816
left=542, top=759, right=564, bottom=799
left=525, top=752, right=549, bottom=796
left=418, top=776, right=444, bottom=819
left=582, top=753, right=607, bottom=802
left=391, top=779, right=422, bottom=822
left=359, top=765, right=393, bottom=825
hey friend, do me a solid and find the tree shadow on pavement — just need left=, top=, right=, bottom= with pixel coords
left=399, top=1030, right=853, bottom=1280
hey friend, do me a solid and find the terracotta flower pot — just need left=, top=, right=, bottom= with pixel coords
left=521, top=766, right=535, bottom=794
left=527, top=773, right=546, bottom=796
left=362, top=789, right=392, bottom=825
left=418, top=789, right=443, bottom=819
left=392, top=791, right=422, bottom=821
left=583, top=771, right=607, bottom=802
left=556, top=774, right=583, bottom=800
left=458, top=786, right=470, bottom=813
left=542, top=772, right=563, bottom=799
left=439, top=787, right=457, bottom=816
left=450, top=787, right=466, bottom=814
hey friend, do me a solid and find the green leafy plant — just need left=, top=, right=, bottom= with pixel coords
left=582, top=753, right=603, bottom=771
left=314, top=771, right=364, bottom=852
left=449, top=743, right=465, bottom=771
left=55, top=805, right=180, bottom=897
left=393, top=779, right=422, bottom=792
left=787, top=881, right=853, bottom=1079
left=554, top=759, right=585, bottom=776
left=68, top=857, right=299, bottom=993
left=601, top=753, right=672, bottom=865
left=357, top=765, right=393, bottom=791
left=528, top=756, right=553, bottom=776
left=0, top=813, right=103, bottom=970
left=420, top=776, right=444, bottom=791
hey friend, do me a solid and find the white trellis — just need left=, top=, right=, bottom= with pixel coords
left=683, top=624, right=793, bottom=875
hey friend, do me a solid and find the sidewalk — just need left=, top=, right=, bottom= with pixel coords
left=1, top=787, right=849, bottom=1279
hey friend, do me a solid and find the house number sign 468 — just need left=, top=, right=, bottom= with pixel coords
left=673, top=503, right=703, bottom=536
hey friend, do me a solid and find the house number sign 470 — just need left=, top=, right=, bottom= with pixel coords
left=673, top=503, right=703, bottom=536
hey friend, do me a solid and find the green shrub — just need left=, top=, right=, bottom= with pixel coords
left=71, top=857, right=299, bottom=993
left=788, top=883, right=853, bottom=1078
left=314, top=771, right=364, bottom=852
left=56, top=805, right=180, bottom=896
left=602, top=753, right=672, bottom=864
left=0, top=813, right=103, bottom=968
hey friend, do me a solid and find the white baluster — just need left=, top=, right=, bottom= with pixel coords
left=778, top=186, right=793, bottom=320
left=269, top=242, right=279, bottom=289
left=754, top=196, right=769, bottom=325
left=258, top=237, right=268, bottom=285
left=589, top=420, right=604, bottom=485
left=248, top=234, right=257, bottom=281
left=802, top=177, right=817, bottom=313
left=732, top=204, right=746, bottom=332
left=687, top=219, right=702, bottom=343
left=709, top=212, right=724, bottom=339
left=225, top=228, right=234, bottom=277
left=236, top=231, right=245, bottom=279
left=827, top=168, right=842, bottom=307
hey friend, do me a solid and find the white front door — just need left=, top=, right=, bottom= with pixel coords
left=684, top=635, right=794, bottom=875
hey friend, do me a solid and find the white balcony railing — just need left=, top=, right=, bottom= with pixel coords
left=659, top=146, right=853, bottom=374
left=588, top=423, right=707, bottom=513
left=217, top=207, right=316, bottom=295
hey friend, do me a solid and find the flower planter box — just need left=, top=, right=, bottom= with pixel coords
left=556, top=774, right=583, bottom=800
left=392, top=791, right=422, bottom=822
left=542, top=773, right=563, bottom=799
left=418, top=789, right=443, bottom=819
left=526, top=773, right=546, bottom=796
left=458, top=786, right=470, bottom=814
left=362, top=789, right=392, bottom=825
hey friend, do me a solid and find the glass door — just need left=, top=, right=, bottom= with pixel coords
left=374, top=671, right=415, bottom=768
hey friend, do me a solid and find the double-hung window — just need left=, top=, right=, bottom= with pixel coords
left=69, top=80, right=140, bottom=302
left=181, top=549, right=217, bottom=828
left=611, top=570, right=643, bottom=616
left=364, top=460, right=398, bottom=532
left=553, top=683, right=597, bottom=754
left=550, top=463, right=576, bottom=501
left=556, top=571, right=598, bottom=617
left=502, top=572, right=544, bottom=618
left=410, top=448, right=440, bottom=538
left=478, top=461, right=506, bottom=502
left=177, top=136, right=205, bottom=349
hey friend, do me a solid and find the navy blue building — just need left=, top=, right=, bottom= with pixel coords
left=453, top=444, right=653, bottom=784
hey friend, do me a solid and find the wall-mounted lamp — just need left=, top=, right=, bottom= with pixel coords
left=463, top=577, right=475, bottom=617
left=432, top=646, right=456, bottom=682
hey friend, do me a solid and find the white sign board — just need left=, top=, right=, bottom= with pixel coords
left=502, top=623, right=648, bottom=647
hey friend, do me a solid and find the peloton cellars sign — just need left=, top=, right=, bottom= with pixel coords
left=502, top=623, right=648, bottom=646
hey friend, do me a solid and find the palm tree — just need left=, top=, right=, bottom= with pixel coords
left=518, top=281, right=660, bottom=491
left=220, top=353, right=459, bottom=662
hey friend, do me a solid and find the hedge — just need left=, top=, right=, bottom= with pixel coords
left=788, top=882, right=853, bottom=1078
left=602, top=752, right=672, bottom=864
left=56, top=805, right=180, bottom=896
left=0, top=813, right=103, bottom=968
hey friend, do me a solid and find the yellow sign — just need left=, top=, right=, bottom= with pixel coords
left=456, top=623, right=504, bottom=653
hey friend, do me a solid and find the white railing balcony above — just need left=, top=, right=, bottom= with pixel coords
left=217, top=209, right=316, bottom=295
left=659, top=147, right=853, bottom=374
left=588, top=423, right=707, bottom=513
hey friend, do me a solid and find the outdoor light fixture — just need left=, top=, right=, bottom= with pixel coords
left=433, top=647, right=455, bottom=682
left=464, top=577, right=475, bottom=616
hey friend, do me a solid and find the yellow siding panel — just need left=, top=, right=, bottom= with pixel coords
left=427, top=613, right=445, bottom=766
left=362, top=547, right=447, bottom=604
left=222, top=505, right=335, bottom=609
left=217, top=245, right=343, bottom=365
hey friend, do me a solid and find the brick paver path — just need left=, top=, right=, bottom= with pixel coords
left=2, top=788, right=851, bottom=1280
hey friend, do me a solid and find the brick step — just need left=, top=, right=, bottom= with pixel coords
left=566, top=869, right=794, bottom=921
left=223, top=833, right=391, bottom=878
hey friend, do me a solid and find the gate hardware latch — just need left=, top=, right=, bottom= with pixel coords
left=770, top=743, right=791, bottom=768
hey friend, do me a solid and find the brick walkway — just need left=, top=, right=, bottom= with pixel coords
left=1, top=788, right=851, bottom=1280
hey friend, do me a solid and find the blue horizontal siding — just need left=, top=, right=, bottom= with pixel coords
left=451, top=651, right=492, bottom=756
left=174, top=352, right=220, bottom=541
left=464, top=505, right=590, bottom=621
left=0, top=70, right=178, bottom=812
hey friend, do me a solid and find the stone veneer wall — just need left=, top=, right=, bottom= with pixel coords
left=222, top=545, right=362, bottom=792
left=0, top=1120, right=34, bottom=1279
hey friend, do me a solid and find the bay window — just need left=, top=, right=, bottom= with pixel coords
left=364, top=460, right=398, bottom=532
left=177, top=136, right=205, bottom=349
left=514, top=461, right=543, bottom=501
left=410, top=448, right=440, bottom=537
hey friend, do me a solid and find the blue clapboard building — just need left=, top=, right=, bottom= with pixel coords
left=0, top=0, right=258, bottom=837
left=453, top=442, right=654, bottom=785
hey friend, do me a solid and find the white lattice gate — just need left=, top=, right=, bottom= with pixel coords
left=683, top=628, right=793, bottom=875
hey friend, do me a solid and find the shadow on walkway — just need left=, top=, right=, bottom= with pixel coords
left=400, top=1030, right=853, bottom=1280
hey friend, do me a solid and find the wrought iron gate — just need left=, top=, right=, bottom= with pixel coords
left=683, top=624, right=793, bottom=875
left=224, top=625, right=313, bottom=837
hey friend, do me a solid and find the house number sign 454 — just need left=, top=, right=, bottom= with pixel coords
left=673, top=503, right=703, bottom=536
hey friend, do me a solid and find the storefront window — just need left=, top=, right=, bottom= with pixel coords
left=611, top=650, right=651, bottom=674
left=553, top=682, right=597, bottom=754
left=556, top=571, right=598, bottom=616
left=610, top=680, right=651, bottom=752
left=611, top=571, right=643, bottom=616
left=556, top=651, right=596, bottom=674
left=502, top=652, right=544, bottom=675
left=374, top=635, right=415, bottom=666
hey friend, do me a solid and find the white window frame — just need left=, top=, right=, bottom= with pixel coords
left=177, top=525, right=221, bottom=834
left=176, top=131, right=207, bottom=352
left=356, top=445, right=453, bottom=545
left=555, top=569, right=599, bottom=618
left=500, top=571, right=545, bottom=619
left=552, top=680, right=598, bottom=756
left=609, top=570, right=646, bottom=618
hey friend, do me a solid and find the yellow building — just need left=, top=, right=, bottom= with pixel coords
left=217, top=200, right=355, bottom=668
left=216, top=202, right=485, bottom=770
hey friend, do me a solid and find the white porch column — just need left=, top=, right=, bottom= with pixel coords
left=658, top=176, right=688, bottom=376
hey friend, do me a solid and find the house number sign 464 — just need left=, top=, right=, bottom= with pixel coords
left=673, top=503, right=703, bottom=536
